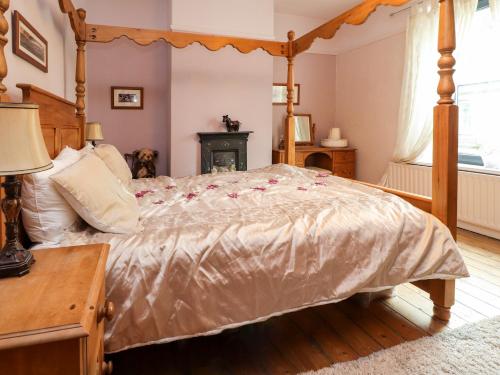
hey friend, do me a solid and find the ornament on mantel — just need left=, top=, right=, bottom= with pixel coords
left=222, top=115, right=241, bottom=132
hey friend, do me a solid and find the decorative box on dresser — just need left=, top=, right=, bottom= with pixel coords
left=0, top=244, right=114, bottom=375
left=272, top=146, right=356, bottom=178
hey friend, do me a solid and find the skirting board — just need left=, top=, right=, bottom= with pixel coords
left=458, top=221, right=500, bottom=241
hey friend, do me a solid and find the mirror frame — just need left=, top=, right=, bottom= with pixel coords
left=292, top=113, right=315, bottom=146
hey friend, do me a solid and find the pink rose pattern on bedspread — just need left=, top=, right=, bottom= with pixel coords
left=48, top=164, right=469, bottom=353
left=132, top=169, right=330, bottom=209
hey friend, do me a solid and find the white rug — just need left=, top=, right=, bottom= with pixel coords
left=302, top=316, right=500, bottom=375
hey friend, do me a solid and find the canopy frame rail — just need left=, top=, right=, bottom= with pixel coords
left=293, top=0, right=411, bottom=56
left=85, top=24, right=288, bottom=56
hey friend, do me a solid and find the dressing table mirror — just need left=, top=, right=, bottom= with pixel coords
left=293, top=114, right=315, bottom=146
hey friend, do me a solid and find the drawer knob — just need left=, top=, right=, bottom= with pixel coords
left=97, top=300, right=115, bottom=323
left=102, top=360, right=113, bottom=375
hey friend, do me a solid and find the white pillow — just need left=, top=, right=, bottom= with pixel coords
left=50, top=153, right=140, bottom=234
left=79, top=143, right=95, bottom=156
left=58, top=146, right=82, bottom=160
left=94, top=144, right=132, bottom=187
left=21, top=147, right=82, bottom=244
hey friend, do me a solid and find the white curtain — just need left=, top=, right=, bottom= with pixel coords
left=381, top=0, right=478, bottom=185
left=491, top=0, right=500, bottom=23
left=391, top=0, right=440, bottom=165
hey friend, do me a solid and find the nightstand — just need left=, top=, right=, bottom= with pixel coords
left=0, top=244, right=114, bottom=375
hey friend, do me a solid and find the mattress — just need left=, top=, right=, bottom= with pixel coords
left=39, top=164, right=469, bottom=353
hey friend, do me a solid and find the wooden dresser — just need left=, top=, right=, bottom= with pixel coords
left=0, top=244, right=114, bottom=375
left=272, top=146, right=356, bottom=178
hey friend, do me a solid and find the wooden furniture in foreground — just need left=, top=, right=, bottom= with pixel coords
left=273, top=147, right=356, bottom=179
left=0, top=0, right=459, bottom=320
left=0, top=244, right=114, bottom=375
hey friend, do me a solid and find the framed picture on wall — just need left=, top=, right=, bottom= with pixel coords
left=12, top=11, right=48, bottom=73
left=111, top=86, right=144, bottom=110
left=272, top=83, right=300, bottom=105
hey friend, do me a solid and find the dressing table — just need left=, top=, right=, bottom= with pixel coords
left=272, top=114, right=356, bottom=179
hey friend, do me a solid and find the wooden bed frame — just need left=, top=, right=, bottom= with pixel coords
left=0, top=0, right=458, bottom=321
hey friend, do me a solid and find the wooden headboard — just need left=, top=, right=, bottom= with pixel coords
left=16, top=84, right=85, bottom=157
left=0, top=84, right=85, bottom=248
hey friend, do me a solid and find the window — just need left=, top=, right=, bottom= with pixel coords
left=456, top=81, right=500, bottom=168
left=478, top=0, right=490, bottom=11
left=417, top=3, right=500, bottom=173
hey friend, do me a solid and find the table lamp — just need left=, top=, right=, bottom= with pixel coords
left=86, top=122, right=104, bottom=146
left=0, top=103, right=52, bottom=278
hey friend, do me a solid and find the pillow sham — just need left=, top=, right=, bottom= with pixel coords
left=21, top=147, right=82, bottom=244
left=94, top=144, right=132, bottom=187
left=50, top=153, right=140, bottom=234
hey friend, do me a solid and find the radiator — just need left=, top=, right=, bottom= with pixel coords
left=386, top=162, right=500, bottom=239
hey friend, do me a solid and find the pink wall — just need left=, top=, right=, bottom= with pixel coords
left=83, top=0, right=171, bottom=175
left=171, top=0, right=274, bottom=40
left=335, top=33, right=406, bottom=183
left=168, top=0, right=274, bottom=178
left=87, top=40, right=171, bottom=175
left=83, top=0, right=274, bottom=178
left=273, top=53, right=337, bottom=148
left=170, top=46, right=273, bottom=177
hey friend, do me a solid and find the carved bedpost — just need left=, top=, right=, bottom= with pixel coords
left=433, top=0, right=458, bottom=236
left=284, top=31, right=296, bottom=166
left=0, top=0, right=8, bottom=250
left=75, top=9, right=86, bottom=118
left=58, top=1, right=87, bottom=145
left=0, top=0, right=9, bottom=102
left=431, top=0, right=458, bottom=322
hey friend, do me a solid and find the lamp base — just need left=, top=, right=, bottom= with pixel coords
left=1, top=175, right=35, bottom=278
left=0, top=245, right=34, bottom=278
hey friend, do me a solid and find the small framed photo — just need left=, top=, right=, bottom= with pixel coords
left=12, top=11, right=48, bottom=73
left=111, top=87, right=144, bottom=110
left=272, top=83, right=300, bottom=106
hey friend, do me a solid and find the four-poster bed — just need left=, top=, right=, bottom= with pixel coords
left=0, top=0, right=463, bottom=352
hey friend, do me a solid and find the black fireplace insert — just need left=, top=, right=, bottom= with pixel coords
left=197, top=132, right=253, bottom=174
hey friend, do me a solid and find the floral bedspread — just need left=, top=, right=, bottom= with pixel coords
left=48, top=164, right=469, bottom=353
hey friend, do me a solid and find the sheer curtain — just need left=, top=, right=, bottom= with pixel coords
left=381, top=0, right=478, bottom=184
left=391, top=0, right=440, bottom=167
left=491, top=0, right=500, bottom=23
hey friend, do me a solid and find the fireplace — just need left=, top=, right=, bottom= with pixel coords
left=197, top=132, right=253, bottom=174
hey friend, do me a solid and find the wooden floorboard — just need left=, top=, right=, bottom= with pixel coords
left=109, top=229, right=500, bottom=374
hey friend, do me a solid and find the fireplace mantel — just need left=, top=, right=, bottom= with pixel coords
left=198, top=132, right=253, bottom=174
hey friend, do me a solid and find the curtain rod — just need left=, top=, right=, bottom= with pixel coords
left=390, top=1, right=423, bottom=17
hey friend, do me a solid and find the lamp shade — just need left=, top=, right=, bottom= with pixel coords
left=86, top=122, right=104, bottom=141
left=0, top=103, right=52, bottom=176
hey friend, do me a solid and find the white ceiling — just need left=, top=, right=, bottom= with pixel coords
left=274, top=0, right=362, bottom=20
left=274, top=0, right=410, bottom=55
